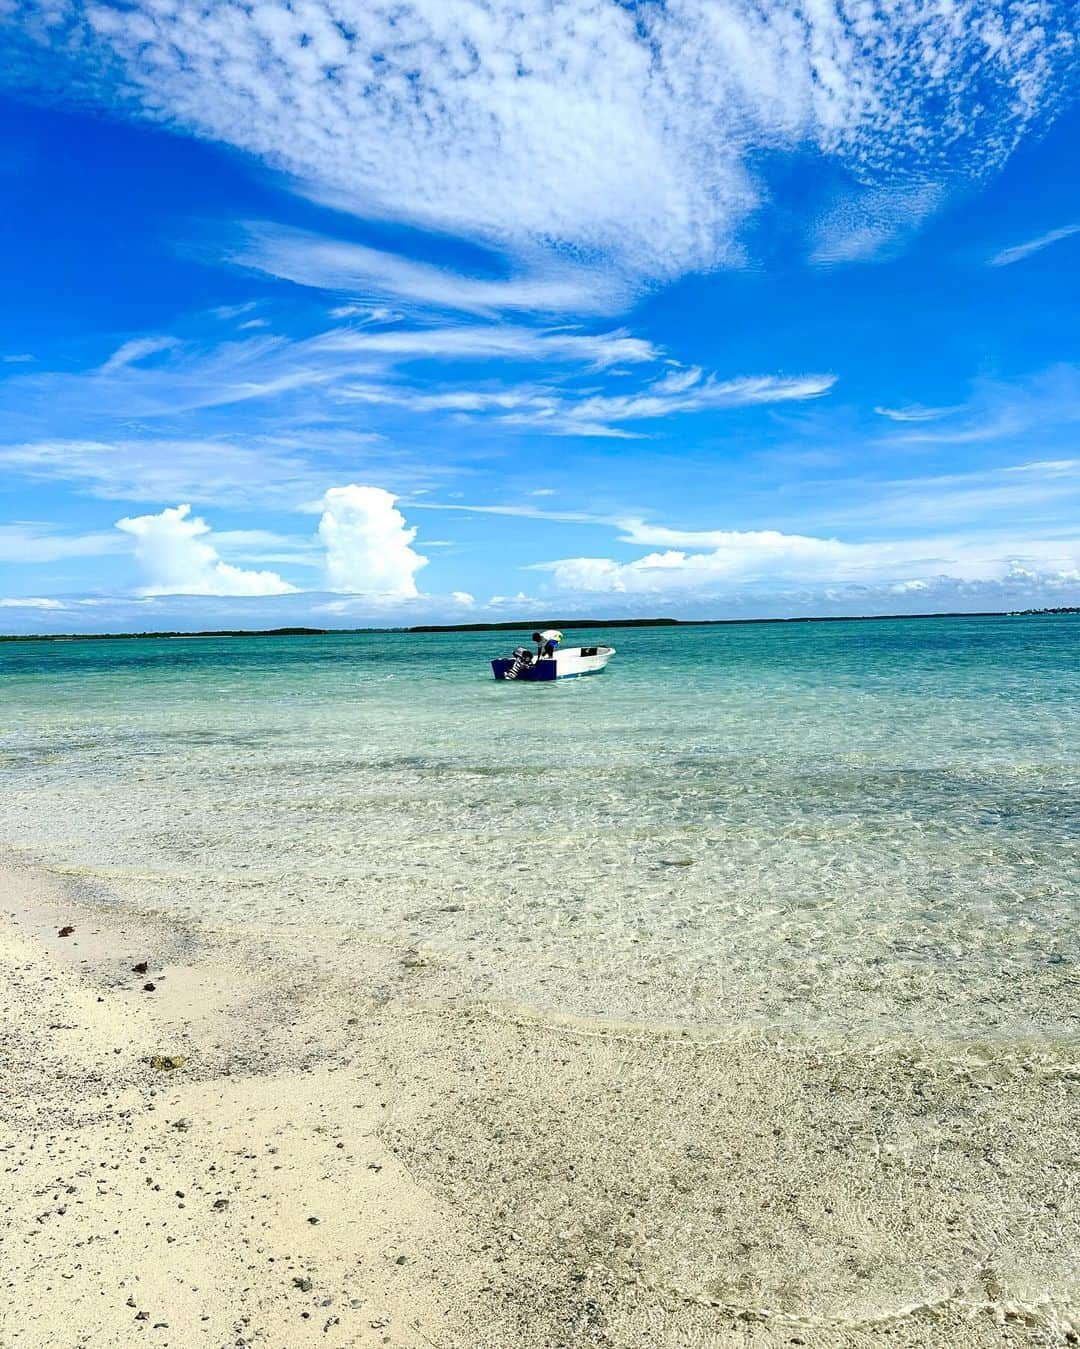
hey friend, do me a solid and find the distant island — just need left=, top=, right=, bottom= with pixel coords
left=0, top=627, right=331, bottom=643
left=407, top=611, right=1048, bottom=633
left=1, top=608, right=1076, bottom=643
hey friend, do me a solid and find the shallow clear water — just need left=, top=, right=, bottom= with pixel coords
left=1, top=617, right=1077, bottom=1035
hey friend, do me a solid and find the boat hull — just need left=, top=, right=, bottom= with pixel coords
left=492, top=645, right=615, bottom=681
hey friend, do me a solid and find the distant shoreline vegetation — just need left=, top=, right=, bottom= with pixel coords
left=1, top=609, right=1076, bottom=643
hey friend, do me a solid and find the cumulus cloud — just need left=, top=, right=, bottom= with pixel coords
left=532, top=527, right=1080, bottom=596
left=115, top=504, right=296, bottom=596
left=534, top=530, right=858, bottom=593
left=5, top=1, right=1073, bottom=287
left=317, top=485, right=428, bottom=598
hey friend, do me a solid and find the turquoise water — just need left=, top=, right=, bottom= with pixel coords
left=1, top=617, right=1077, bottom=1035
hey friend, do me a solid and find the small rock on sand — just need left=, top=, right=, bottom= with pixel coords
left=148, top=1054, right=186, bottom=1071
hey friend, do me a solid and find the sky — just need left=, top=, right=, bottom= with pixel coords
left=1, top=0, right=1078, bottom=632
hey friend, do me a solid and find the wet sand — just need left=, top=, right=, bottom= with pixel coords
left=1, top=863, right=1077, bottom=1348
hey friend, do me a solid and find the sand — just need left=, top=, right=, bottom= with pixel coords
left=1, top=863, right=1077, bottom=1348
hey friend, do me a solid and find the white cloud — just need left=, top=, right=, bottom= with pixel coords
left=874, top=404, right=962, bottom=422
left=411, top=500, right=607, bottom=526
left=878, top=366, right=1080, bottom=451
left=501, top=371, right=836, bottom=434
left=487, top=591, right=542, bottom=610
left=2, top=353, right=35, bottom=363
left=988, top=223, right=1080, bottom=268
left=317, top=485, right=428, bottom=598
left=0, top=521, right=123, bottom=562
left=99, top=335, right=179, bottom=372
left=810, top=180, right=945, bottom=265
left=210, top=528, right=323, bottom=568
left=532, top=529, right=1080, bottom=596
left=506, top=457, right=1080, bottom=595
left=8, top=0, right=1072, bottom=287
left=3, top=330, right=338, bottom=421
left=235, top=224, right=625, bottom=315
left=339, top=368, right=834, bottom=436
left=313, top=324, right=657, bottom=369
left=328, top=304, right=400, bottom=324
left=843, top=462, right=1080, bottom=529
left=414, top=456, right=1080, bottom=545
left=115, top=504, right=297, bottom=596
left=211, top=301, right=258, bottom=321
left=0, top=318, right=671, bottom=449
left=0, top=596, right=67, bottom=609
left=0, top=433, right=391, bottom=508
left=337, top=383, right=552, bottom=416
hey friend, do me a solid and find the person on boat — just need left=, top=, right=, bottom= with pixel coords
left=533, top=628, right=563, bottom=659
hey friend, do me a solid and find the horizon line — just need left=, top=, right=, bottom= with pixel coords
left=2, top=607, right=1077, bottom=643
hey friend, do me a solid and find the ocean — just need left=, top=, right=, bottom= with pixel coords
left=2, top=615, right=1077, bottom=1038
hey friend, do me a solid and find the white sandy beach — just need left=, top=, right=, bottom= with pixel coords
left=2, top=862, right=1077, bottom=1348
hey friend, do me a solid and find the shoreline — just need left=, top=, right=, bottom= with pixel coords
left=3, top=609, right=1077, bottom=644
left=2, top=861, right=1077, bottom=1346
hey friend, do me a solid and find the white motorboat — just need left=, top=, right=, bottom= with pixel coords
left=492, top=640, right=615, bottom=681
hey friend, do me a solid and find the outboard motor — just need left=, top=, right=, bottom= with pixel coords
left=503, top=646, right=534, bottom=680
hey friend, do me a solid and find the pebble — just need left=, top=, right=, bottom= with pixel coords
left=58, top=926, right=75, bottom=938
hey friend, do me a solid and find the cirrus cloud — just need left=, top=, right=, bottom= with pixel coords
left=988, top=222, right=1080, bottom=268
left=4, top=0, right=1074, bottom=287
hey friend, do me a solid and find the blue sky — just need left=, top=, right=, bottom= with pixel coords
left=1, top=1, right=1078, bottom=631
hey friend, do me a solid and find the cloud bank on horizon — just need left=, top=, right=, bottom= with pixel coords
left=1, top=0, right=1078, bottom=627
